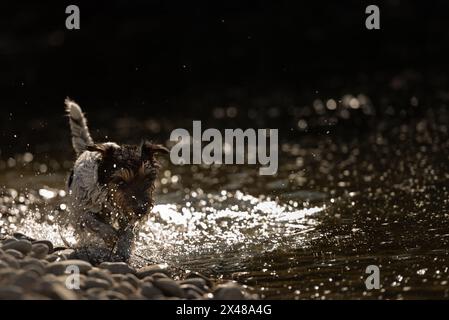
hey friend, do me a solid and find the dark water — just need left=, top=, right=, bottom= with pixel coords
left=1, top=88, right=449, bottom=299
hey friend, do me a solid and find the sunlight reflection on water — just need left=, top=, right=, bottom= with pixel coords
left=1, top=185, right=326, bottom=275
left=135, top=190, right=325, bottom=267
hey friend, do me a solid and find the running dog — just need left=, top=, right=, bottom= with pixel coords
left=65, top=98, right=168, bottom=261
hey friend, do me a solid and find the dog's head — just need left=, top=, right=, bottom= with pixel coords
left=87, top=141, right=169, bottom=222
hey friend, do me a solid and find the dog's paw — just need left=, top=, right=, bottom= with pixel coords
left=115, top=227, right=135, bottom=262
left=79, top=212, right=119, bottom=247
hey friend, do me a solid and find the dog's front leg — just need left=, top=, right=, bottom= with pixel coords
left=115, top=223, right=136, bottom=262
left=80, top=212, right=119, bottom=248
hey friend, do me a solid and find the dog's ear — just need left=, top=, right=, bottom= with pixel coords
left=86, top=144, right=115, bottom=157
left=140, top=140, right=169, bottom=161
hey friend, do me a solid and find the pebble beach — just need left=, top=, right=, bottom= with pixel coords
left=0, top=233, right=256, bottom=300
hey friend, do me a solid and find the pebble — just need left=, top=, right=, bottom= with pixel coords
left=87, top=269, right=114, bottom=286
left=0, top=234, right=254, bottom=300
left=186, top=272, right=214, bottom=288
left=12, top=271, right=39, bottom=289
left=0, top=268, right=16, bottom=281
left=184, top=289, right=203, bottom=300
left=180, top=278, right=209, bottom=291
left=141, top=275, right=154, bottom=283
left=31, top=243, right=49, bottom=259
left=140, top=283, right=164, bottom=299
left=98, top=290, right=127, bottom=300
left=0, top=286, right=24, bottom=299
left=86, top=287, right=104, bottom=297
left=123, top=274, right=141, bottom=289
left=1, top=238, right=17, bottom=246
left=45, top=254, right=60, bottom=263
left=1, top=240, right=32, bottom=255
left=20, top=258, right=47, bottom=276
left=54, top=249, right=76, bottom=258
left=136, top=264, right=169, bottom=279
left=41, top=274, right=57, bottom=282
left=13, top=233, right=34, bottom=241
left=213, top=283, right=246, bottom=300
left=32, top=240, right=54, bottom=254
left=113, top=282, right=135, bottom=295
left=22, top=293, right=50, bottom=300
left=83, top=278, right=111, bottom=290
left=111, top=274, right=127, bottom=282
left=2, top=254, right=20, bottom=269
left=180, top=283, right=206, bottom=295
left=153, top=278, right=185, bottom=298
left=45, top=260, right=93, bottom=275
left=35, top=281, right=78, bottom=300
left=19, top=257, right=46, bottom=269
left=23, top=264, right=45, bottom=276
left=99, top=262, right=135, bottom=275
left=151, top=272, right=169, bottom=279
left=5, top=249, right=24, bottom=260
left=127, top=293, right=146, bottom=300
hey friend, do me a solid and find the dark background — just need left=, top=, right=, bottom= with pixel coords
left=1, top=0, right=449, bottom=156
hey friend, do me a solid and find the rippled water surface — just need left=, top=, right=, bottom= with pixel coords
left=2, top=92, right=449, bottom=299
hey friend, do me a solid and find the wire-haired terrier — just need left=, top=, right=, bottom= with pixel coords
left=64, top=99, right=168, bottom=262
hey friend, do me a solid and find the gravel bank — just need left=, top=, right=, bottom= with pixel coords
left=0, top=233, right=256, bottom=300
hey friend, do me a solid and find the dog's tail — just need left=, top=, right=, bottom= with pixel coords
left=65, top=98, right=94, bottom=155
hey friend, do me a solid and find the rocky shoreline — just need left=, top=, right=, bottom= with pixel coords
left=0, top=233, right=256, bottom=300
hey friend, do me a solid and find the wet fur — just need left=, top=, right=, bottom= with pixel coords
left=65, top=99, right=168, bottom=261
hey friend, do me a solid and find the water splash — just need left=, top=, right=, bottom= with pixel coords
left=135, top=190, right=325, bottom=269
left=1, top=184, right=326, bottom=275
